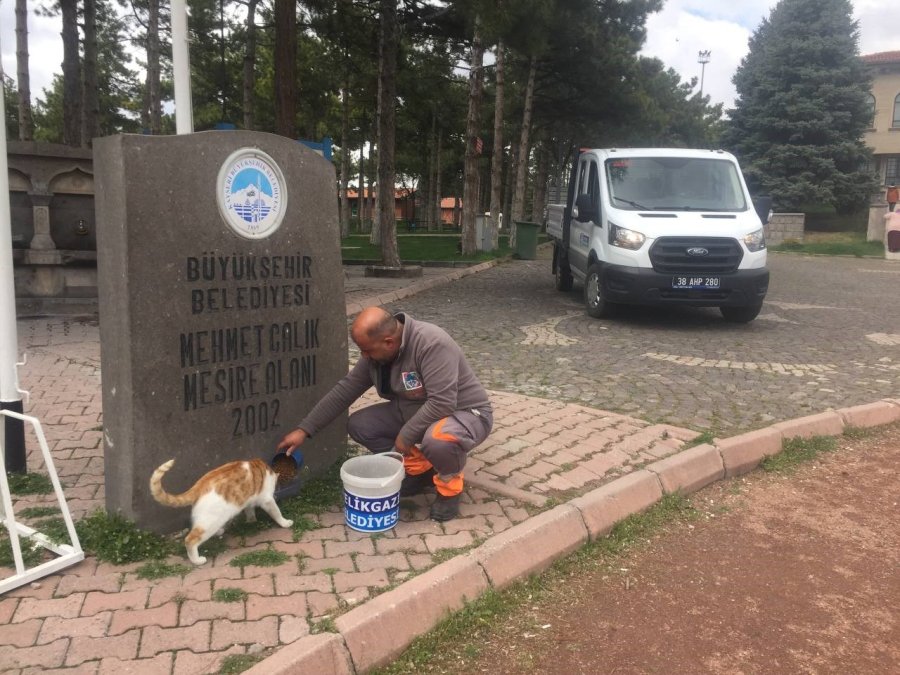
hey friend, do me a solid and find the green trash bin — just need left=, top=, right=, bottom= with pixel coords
left=514, top=221, right=540, bottom=260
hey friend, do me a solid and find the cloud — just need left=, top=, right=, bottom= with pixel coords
left=1, top=6, right=63, bottom=102
left=642, top=0, right=895, bottom=111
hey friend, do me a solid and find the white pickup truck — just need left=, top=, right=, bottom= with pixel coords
left=547, top=148, right=771, bottom=323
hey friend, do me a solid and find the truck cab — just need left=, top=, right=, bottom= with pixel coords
left=547, top=148, right=770, bottom=323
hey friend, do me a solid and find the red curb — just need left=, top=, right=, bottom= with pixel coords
left=771, top=410, right=844, bottom=439
left=474, top=504, right=588, bottom=590
left=243, top=633, right=354, bottom=675
left=333, top=555, right=489, bottom=673
left=569, top=470, right=663, bottom=539
left=836, top=400, right=900, bottom=428
left=715, top=427, right=783, bottom=478
left=646, top=444, right=725, bottom=495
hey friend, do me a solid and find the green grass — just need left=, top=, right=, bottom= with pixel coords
left=135, top=560, right=192, bottom=580
left=6, top=472, right=54, bottom=495
left=214, top=587, right=249, bottom=603
left=340, top=234, right=523, bottom=262
left=0, top=534, right=44, bottom=568
left=228, top=549, right=290, bottom=569
left=373, top=493, right=697, bottom=675
left=19, top=506, right=60, bottom=519
left=75, top=510, right=178, bottom=564
left=771, top=231, right=884, bottom=257
left=218, top=653, right=264, bottom=674
left=761, top=435, right=838, bottom=474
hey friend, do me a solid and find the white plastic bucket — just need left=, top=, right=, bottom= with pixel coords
left=340, top=451, right=405, bottom=533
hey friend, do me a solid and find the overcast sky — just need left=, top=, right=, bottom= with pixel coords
left=1, top=0, right=897, bottom=115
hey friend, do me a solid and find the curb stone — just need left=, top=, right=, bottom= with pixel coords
left=246, top=404, right=899, bottom=674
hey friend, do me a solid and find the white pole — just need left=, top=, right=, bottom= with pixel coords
left=0, top=29, right=27, bottom=472
left=171, top=0, right=194, bottom=134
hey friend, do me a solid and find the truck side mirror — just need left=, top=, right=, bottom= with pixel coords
left=574, top=193, right=598, bottom=222
left=752, top=196, right=773, bottom=225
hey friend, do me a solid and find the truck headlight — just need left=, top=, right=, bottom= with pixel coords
left=609, top=223, right=646, bottom=250
left=743, top=228, right=766, bottom=252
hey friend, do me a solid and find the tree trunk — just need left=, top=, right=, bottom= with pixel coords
left=14, top=0, right=34, bottom=141
left=339, top=85, right=351, bottom=238
left=242, top=0, right=259, bottom=130
left=358, top=135, right=366, bottom=232
left=433, top=129, right=443, bottom=230
left=274, top=0, right=297, bottom=138
left=81, top=0, right=99, bottom=145
left=460, top=19, right=484, bottom=256
left=376, top=0, right=400, bottom=266
left=60, top=0, right=82, bottom=147
left=488, top=37, right=505, bottom=250
left=511, top=56, right=537, bottom=224
left=143, top=0, right=161, bottom=134
left=506, top=140, right=517, bottom=247
left=531, top=137, right=549, bottom=223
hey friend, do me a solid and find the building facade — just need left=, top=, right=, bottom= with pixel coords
left=863, top=51, right=900, bottom=189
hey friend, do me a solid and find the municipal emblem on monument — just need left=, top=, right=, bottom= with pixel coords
left=217, top=148, right=287, bottom=239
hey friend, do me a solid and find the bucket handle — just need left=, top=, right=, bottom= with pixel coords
left=384, top=451, right=405, bottom=464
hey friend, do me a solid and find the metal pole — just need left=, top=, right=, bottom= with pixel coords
left=698, top=50, right=711, bottom=99
left=0, top=34, right=27, bottom=473
left=171, top=0, right=194, bottom=134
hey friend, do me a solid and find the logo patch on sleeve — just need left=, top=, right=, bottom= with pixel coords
left=402, top=371, right=422, bottom=390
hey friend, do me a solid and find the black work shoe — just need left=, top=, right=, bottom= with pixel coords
left=430, top=493, right=461, bottom=522
left=400, top=469, right=435, bottom=497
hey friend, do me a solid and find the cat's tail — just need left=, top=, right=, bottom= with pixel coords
left=150, top=459, right=201, bottom=507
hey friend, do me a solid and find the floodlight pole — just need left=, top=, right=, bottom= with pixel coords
left=171, top=0, right=194, bottom=134
left=698, top=50, right=711, bottom=98
left=0, top=36, right=27, bottom=473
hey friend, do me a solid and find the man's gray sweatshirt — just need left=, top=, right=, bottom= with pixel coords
left=297, top=313, right=492, bottom=444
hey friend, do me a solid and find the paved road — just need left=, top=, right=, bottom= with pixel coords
left=4, top=250, right=898, bottom=673
left=380, top=250, right=900, bottom=434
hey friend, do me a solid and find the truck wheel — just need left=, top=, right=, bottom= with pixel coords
left=554, top=250, right=574, bottom=292
left=720, top=304, right=763, bottom=323
left=584, top=263, right=613, bottom=318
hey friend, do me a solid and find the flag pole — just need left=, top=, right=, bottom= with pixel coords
left=0, top=31, right=27, bottom=472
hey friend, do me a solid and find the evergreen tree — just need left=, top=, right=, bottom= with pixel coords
left=722, top=0, right=876, bottom=212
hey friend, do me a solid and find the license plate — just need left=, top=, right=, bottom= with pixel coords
left=672, top=275, right=720, bottom=290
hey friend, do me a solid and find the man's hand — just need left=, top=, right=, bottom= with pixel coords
left=393, top=435, right=415, bottom=455
left=277, top=428, right=309, bottom=456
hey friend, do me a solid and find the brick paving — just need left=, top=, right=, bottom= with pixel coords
left=2, top=251, right=899, bottom=673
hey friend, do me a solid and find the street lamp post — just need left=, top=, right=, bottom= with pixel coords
left=698, top=50, right=711, bottom=98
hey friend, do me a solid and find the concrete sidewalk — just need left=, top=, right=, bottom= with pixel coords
left=3, top=257, right=900, bottom=674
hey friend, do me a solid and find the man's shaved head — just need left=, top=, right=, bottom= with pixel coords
left=351, top=307, right=403, bottom=364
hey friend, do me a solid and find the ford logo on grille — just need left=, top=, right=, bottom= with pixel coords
left=686, top=247, right=709, bottom=256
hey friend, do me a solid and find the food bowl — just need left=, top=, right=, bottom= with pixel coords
left=270, top=450, right=304, bottom=500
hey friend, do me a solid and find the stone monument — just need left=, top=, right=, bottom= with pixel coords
left=94, top=131, right=347, bottom=533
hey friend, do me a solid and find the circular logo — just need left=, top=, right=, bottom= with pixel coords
left=217, top=148, right=287, bottom=239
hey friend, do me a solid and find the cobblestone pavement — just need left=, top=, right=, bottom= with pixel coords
left=2, top=252, right=897, bottom=673
left=385, top=250, right=900, bottom=434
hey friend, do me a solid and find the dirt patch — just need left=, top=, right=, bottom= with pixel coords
left=452, top=425, right=900, bottom=674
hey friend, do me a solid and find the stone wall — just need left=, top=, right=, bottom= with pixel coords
left=764, top=213, right=805, bottom=246
left=7, top=141, right=97, bottom=299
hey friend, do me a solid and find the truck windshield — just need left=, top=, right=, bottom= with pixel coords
left=605, top=157, right=747, bottom=212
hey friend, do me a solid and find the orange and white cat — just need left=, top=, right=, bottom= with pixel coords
left=150, top=458, right=293, bottom=565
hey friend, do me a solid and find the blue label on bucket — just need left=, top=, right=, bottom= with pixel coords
left=344, top=490, right=400, bottom=532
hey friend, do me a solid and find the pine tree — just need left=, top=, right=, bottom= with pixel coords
left=723, top=0, right=876, bottom=213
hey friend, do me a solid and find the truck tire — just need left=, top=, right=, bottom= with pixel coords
left=584, top=263, right=614, bottom=318
left=554, top=249, right=574, bottom=292
left=720, top=304, right=763, bottom=323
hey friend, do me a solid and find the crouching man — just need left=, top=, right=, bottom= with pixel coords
left=277, top=306, right=493, bottom=522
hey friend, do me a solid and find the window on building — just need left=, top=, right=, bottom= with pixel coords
left=867, top=94, right=876, bottom=128
left=887, top=157, right=900, bottom=186
left=894, top=94, right=900, bottom=128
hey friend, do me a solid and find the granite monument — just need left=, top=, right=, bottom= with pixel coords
left=94, top=131, right=347, bottom=532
